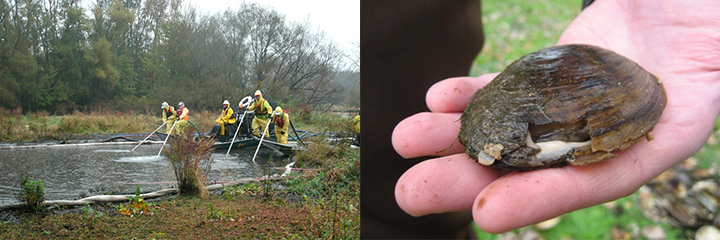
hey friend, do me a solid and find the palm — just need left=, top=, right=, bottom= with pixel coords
left=392, top=0, right=720, bottom=233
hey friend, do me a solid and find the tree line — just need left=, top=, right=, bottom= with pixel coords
left=0, top=0, right=358, bottom=114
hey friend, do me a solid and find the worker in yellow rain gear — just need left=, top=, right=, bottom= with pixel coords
left=271, top=106, right=290, bottom=145
left=211, top=100, right=236, bottom=138
left=161, top=102, right=177, bottom=135
left=241, top=90, right=273, bottom=138
left=174, top=101, right=190, bottom=136
left=353, top=108, right=360, bottom=133
left=353, top=108, right=360, bottom=145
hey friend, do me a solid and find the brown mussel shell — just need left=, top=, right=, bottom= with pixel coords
left=459, top=44, right=666, bottom=171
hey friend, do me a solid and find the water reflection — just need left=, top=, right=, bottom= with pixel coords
left=0, top=143, right=286, bottom=204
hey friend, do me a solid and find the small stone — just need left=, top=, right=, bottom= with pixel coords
left=611, top=227, right=628, bottom=240
left=534, top=216, right=561, bottom=230
left=518, top=228, right=541, bottom=240
left=681, top=157, right=698, bottom=170
left=696, top=225, right=720, bottom=240
left=641, top=225, right=665, bottom=240
left=602, top=201, right=617, bottom=210
left=496, top=232, right=518, bottom=240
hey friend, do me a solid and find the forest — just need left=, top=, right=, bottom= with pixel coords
left=0, top=0, right=359, bottom=114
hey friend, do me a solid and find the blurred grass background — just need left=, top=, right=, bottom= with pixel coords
left=471, top=0, right=579, bottom=76
left=471, top=0, right=719, bottom=239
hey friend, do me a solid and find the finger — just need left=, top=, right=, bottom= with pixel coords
left=426, top=74, right=498, bottom=113
left=392, top=112, right=465, bottom=158
left=395, top=154, right=501, bottom=217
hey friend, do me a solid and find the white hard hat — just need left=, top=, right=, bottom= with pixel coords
left=223, top=100, right=230, bottom=105
left=178, top=101, right=184, bottom=106
left=161, top=102, right=168, bottom=109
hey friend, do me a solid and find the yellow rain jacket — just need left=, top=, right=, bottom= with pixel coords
left=248, top=90, right=273, bottom=137
left=248, top=92, right=273, bottom=120
left=163, top=106, right=177, bottom=134
left=174, top=105, right=190, bottom=136
left=353, top=114, right=360, bottom=133
left=272, top=106, right=290, bottom=145
left=215, top=106, right=236, bottom=136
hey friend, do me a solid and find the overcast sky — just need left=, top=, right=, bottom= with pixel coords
left=186, top=0, right=360, bottom=70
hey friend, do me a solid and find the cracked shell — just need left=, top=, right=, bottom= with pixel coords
left=459, top=44, right=667, bottom=171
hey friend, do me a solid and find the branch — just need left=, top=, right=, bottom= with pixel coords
left=0, top=178, right=260, bottom=210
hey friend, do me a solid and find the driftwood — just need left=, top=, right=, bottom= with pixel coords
left=271, top=167, right=318, bottom=171
left=0, top=178, right=260, bottom=211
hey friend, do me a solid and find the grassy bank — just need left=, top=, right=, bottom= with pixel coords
left=0, top=109, right=236, bottom=143
left=0, top=104, right=354, bottom=143
left=0, top=189, right=357, bottom=239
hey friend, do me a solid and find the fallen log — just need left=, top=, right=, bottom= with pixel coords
left=271, top=167, right=319, bottom=171
left=0, top=178, right=259, bottom=211
left=206, top=178, right=260, bottom=191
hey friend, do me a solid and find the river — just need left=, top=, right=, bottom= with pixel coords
left=0, top=143, right=286, bottom=204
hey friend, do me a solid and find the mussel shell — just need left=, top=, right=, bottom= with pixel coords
left=459, top=44, right=666, bottom=171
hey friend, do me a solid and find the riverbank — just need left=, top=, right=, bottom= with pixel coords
left=0, top=140, right=359, bottom=238
left=0, top=107, right=354, bottom=144
left=0, top=184, right=358, bottom=239
left=0, top=108, right=160, bottom=143
left=0, top=108, right=359, bottom=238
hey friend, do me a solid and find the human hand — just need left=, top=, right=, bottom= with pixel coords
left=392, top=0, right=720, bottom=233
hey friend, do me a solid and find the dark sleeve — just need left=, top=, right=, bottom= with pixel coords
left=361, top=0, right=484, bottom=238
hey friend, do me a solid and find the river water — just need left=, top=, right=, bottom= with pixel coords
left=0, top=143, right=286, bottom=204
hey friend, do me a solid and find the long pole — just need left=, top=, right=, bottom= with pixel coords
left=226, top=110, right=248, bottom=155
left=158, top=121, right=178, bottom=156
left=131, top=122, right=166, bottom=152
left=227, top=96, right=253, bottom=155
left=289, top=120, right=306, bottom=146
left=251, top=119, right=273, bottom=163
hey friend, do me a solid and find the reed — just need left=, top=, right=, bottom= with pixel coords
left=0, top=108, right=160, bottom=142
left=163, top=134, right=215, bottom=197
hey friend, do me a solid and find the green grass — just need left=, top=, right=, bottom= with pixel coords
left=0, top=194, right=357, bottom=239
left=471, top=0, right=580, bottom=76
left=474, top=194, right=688, bottom=239
left=691, top=118, right=720, bottom=169
left=541, top=196, right=684, bottom=239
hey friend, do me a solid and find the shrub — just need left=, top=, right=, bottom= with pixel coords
left=16, top=175, right=46, bottom=212
left=285, top=141, right=360, bottom=198
left=117, top=185, right=153, bottom=216
left=164, top=135, right=214, bottom=197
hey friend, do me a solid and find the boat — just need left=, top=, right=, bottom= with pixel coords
left=152, top=110, right=310, bottom=155
left=155, top=130, right=307, bottom=156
